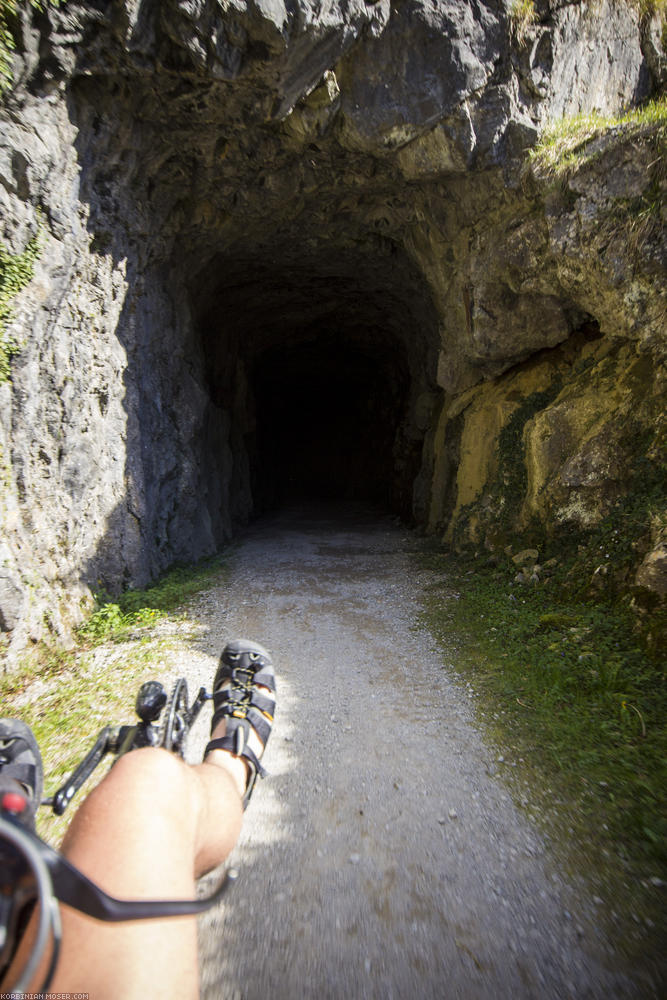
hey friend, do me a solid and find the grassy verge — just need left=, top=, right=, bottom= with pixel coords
left=418, top=541, right=666, bottom=950
left=78, top=555, right=229, bottom=643
left=1, top=553, right=229, bottom=845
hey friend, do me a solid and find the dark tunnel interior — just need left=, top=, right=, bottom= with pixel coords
left=190, top=250, right=440, bottom=521
left=253, top=332, right=411, bottom=508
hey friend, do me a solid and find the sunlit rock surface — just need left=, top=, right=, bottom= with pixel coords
left=0, top=0, right=664, bottom=656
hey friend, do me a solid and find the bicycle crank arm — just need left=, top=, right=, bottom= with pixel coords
left=51, top=727, right=121, bottom=815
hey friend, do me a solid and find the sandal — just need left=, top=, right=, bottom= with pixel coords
left=0, top=719, right=44, bottom=828
left=204, top=640, right=276, bottom=809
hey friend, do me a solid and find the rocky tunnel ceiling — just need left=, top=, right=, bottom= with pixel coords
left=67, top=57, right=454, bottom=525
left=57, top=0, right=656, bottom=560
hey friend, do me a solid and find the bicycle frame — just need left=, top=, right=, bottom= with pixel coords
left=49, top=683, right=211, bottom=815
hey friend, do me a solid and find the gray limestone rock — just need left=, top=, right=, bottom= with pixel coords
left=0, top=0, right=663, bottom=660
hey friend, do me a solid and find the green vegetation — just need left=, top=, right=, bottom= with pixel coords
left=419, top=514, right=666, bottom=938
left=0, top=231, right=40, bottom=381
left=635, top=0, right=667, bottom=17
left=1, top=643, right=152, bottom=845
left=529, top=97, right=667, bottom=178
left=509, top=0, right=537, bottom=45
left=0, top=552, right=229, bottom=844
left=79, top=555, right=229, bottom=643
left=0, top=1, right=18, bottom=87
left=0, top=1, right=59, bottom=91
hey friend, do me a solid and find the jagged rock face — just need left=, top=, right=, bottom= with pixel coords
left=0, top=0, right=664, bottom=658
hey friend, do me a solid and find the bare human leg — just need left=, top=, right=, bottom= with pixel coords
left=51, top=666, right=273, bottom=998
left=7, top=640, right=275, bottom=999
left=49, top=741, right=244, bottom=1000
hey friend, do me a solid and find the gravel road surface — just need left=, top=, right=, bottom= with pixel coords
left=169, top=505, right=643, bottom=999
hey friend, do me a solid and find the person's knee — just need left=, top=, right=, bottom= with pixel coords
left=101, top=747, right=194, bottom=813
left=60, top=747, right=201, bottom=863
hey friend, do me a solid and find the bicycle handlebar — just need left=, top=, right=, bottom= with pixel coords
left=2, top=814, right=238, bottom=921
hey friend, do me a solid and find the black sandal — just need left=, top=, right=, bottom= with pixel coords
left=0, top=719, right=44, bottom=828
left=204, top=640, right=276, bottom=809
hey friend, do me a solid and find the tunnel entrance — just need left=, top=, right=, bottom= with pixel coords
left=191, top=248, right=440, bottom=524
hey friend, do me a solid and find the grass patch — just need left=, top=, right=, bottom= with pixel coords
left=509, top=0, right=537, bottom=45
left=419, top=538, right=666, bottom=944
left=1, top=552, right=230, bottom=845
left=528, top=97, right=667, bottom=179
left=79, top=555, right=229, bottom=643
left=4, top=642, right=171, bottom=846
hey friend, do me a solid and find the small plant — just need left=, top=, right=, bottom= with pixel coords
left=78, top=555, right=228, bottom=644
left=1, top=1, right=59, bottom=91
left=0, top=231, right=40, bottom=381
left=509, top=0, right=537, bottom=45
left=78, top=602, right=135, bottom=641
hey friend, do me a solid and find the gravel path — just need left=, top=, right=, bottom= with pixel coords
left=169, top=505, right=640, bottom=999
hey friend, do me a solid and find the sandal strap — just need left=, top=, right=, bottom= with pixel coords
left=205, top=732, right=266, bottom=779
left=250, top=667, right=276, bottom=692
left=213, top=704, right=272, bottom=747
left=0, top=732, right=33, bottom=761
left=206, top=640, right=276, bottom=808
left=211, top=687, right=275, bottom=730
left=205, top=726, right=265, bottom=811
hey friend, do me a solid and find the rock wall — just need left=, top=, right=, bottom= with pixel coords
left=0, top=0, right=664, bottom=661
left=426, top=121, right=666, bottom=583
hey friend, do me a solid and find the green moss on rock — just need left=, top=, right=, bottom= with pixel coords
left=0, top=231, right=40, bottom=381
